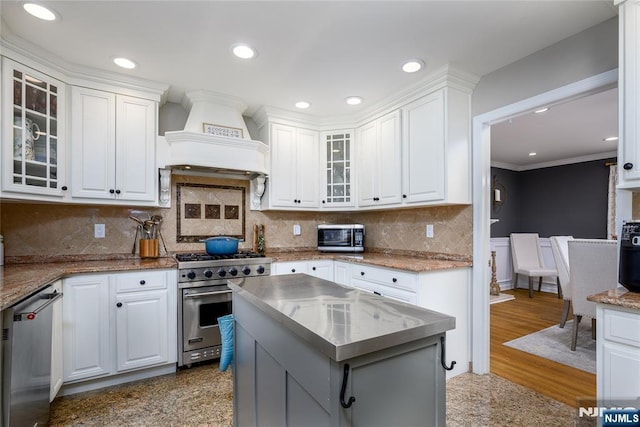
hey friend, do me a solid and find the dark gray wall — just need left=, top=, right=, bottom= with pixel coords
left=490, top=158, right=615, bottom=238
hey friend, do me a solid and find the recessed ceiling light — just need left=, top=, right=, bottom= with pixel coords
left=603, top=136, right=619, bottom=142
left=529, top=152, right=537, bottom=156
left=295, top=101, right=311, bottom=109
left=345, top=96, right=363, bottom=106
left=113, top=57, right=137, bottom=69
left=401, top=59, right=424, bottom=73
left=231, top=43, right=257, bottom=59
left=23, top=3, right=57, bottom=21
left=534, top=107, right=550, bottom=114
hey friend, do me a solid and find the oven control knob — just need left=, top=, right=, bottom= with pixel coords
left=187, top=271, right=196, bottom=280
left=242, top=266, right=251, bottom=275
left=204, top=270, right=213, bottom=278
left=217, top=269, right=227, bottom=278
left=257, top=266, right=265, bottom=274
left=229, top=267, right=238, bottom=276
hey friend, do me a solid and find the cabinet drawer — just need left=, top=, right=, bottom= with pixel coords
left=274, top=261, right=309, bottom=275
left=114, top=270, right=167, bottom=293
left=352, top=278, right=417, bottom=304
left=604, top=308, right=640, bottom=347
left=350, top=264, right=417, bottom=292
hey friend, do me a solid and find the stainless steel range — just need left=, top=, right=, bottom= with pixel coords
left=176, top=252, right=272, bottom=367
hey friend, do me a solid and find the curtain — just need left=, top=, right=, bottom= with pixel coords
left=607, top=164, right=618, bottom=239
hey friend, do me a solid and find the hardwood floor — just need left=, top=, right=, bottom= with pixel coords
left=490, top=289, right=596, bottom=408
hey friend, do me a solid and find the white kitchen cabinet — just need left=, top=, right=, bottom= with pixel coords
left=62, top=274, right=111, bottom=383
left=597, top=304, right=640, bottom=405
left=333, top=261, right=351, bottom=286
left=273, top=260, right=309, bottom=275
left=357, top=110, right=402, bottom=207
left=50, top=280, right=64, bottom=402
left=2, top=58, right=68, bottom=199
left=401, top=87, right=471, bottom=204
left=619, top=0, right=640, bottom=185
left=115, top=290, right=169, bottom=372
left=350, top=263, right=417, bottom=304
left=416, top=268, right=470, bottom=379
left=62, top=269, right=176, bottom=391
left=320, top=130, right=354, bottom=208
left=307, top=260, right=334, bottom=280
left=71, top=86, right=157, bottom=203
left=268, top=123, right=319, bottom=208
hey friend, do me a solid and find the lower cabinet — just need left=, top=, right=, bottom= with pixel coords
left=273, top=260, right=334, bottom=280
left=61, top=269, right=176, bottom=392
left=50, top=280, right=64, bottom=402
left=272, top=258, right=470, bottom=379
left=597, top=304, right=640, bottom=405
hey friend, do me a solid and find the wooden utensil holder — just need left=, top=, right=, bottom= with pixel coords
left=140, top=238, right=159, bottom=258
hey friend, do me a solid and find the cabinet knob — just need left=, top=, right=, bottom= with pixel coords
left=291, top=268, right=296, bottom=273
left=402, top=194, right=407, bottom=199
left=392, top=278, right=397, bottom=283
left=115, top=189, right=121, bottom=194
left=140, top=280, right=146, bottom=285
left=61, top=186, right=68, bottom=191
left=360, top=271, right=365, bottom=276
left=116, top=302, right=123, bottom=308
left=109, top=189, right=115, bottom=194
left=312, top=266, right=316, bottom=271
left=322, top=200, right=325, bottom=204
left=624, top=162, right=634, bottom=170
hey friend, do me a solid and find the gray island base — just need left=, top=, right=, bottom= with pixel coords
left=228, top=274, right=455, bottom=427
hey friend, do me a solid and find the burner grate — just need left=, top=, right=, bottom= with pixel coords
left=175, top=252, right=265, bottom=262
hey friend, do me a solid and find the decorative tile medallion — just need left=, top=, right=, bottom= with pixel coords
left=176, top=183, right=246, bottom=242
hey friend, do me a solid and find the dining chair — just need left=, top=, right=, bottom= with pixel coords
left=550, top=236, right=574, bottom=328
left=510, top=233, right=560, bottom=298
left=568, top=239, right=617, bottom=351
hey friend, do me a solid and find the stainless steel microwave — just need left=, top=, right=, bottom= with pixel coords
left=317, top=224, right=365, bottom=252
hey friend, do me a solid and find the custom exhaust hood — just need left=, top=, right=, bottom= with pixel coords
left=163, top=90, right=269, bottom=177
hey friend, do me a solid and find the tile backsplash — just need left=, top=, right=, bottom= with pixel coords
left=0, top=174, right=472, bottom=260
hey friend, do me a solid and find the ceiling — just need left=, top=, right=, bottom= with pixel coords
left=0, top=1, right=618, bottom=166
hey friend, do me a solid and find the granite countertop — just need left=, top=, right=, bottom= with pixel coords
left=267, top=250, right=472, bottom=272
left=0, top=257, right=177, bottom=311
left=587, top=287, right=640, bottom=310
left=229, top=273, right=455, bottom=361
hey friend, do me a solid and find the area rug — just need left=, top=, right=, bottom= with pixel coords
left=503, top=320, right=596, bottom=374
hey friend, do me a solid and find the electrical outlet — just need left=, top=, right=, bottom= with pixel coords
left=293, top=224, right=301, bottom=236
left=426, top=224, right=434, bottom=238
left=95, top=223, right=105, bottom=238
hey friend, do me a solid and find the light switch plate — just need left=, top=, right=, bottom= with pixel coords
left=293, top=224, right=301, bottom=236
left=426, top=224, right=434, bottom=238
left=95, top=223, right=106, bottom=238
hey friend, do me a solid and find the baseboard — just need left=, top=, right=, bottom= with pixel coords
left=57, top=363, right=177, bottom=397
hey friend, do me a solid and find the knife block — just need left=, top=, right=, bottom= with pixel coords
left=140, top=239, right=159, bottom=258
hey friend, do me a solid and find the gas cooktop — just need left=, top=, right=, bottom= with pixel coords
left=175, top=252, right=266, bottom=263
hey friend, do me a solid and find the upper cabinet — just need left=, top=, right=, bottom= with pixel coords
left=2, top=58, right=68, bottom=198
left=402, top=87, right=471, bottom=204
left=357, top=110, right=402, bottom=207
left=618, top=0, right=640, bottom=187
left=71, top=87, right=157, bottom=203
left=320, top=130, right=354, bottom=208
left=267, top=123, right=320, bottom=209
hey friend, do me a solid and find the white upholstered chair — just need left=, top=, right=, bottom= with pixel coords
left=550, top=236, right=574, bottom=328
left=510, top=233, right=559, bottom=298
left=568, top=239, right=617, bottom=351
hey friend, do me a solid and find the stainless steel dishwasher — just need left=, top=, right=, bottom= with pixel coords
left=2, top=285, right=62, bottom=426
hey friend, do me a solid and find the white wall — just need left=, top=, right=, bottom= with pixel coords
left=472, top=16, right=618, bottom=117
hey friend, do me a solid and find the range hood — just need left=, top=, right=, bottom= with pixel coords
left=163, top=90, right=269, bottom=177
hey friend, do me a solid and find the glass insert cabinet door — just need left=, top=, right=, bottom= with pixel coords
left=323, top=131, right=353, bottom=206
left=3, top=58, right=66, bottom=196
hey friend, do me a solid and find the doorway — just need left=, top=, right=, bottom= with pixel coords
left=470, top=69, right=618, bottom=375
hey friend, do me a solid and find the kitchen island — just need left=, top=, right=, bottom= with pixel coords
left=229, top=274, right=455, bottom=427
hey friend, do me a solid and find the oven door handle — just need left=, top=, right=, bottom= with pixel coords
left=184, top=290, right=232, bottom=298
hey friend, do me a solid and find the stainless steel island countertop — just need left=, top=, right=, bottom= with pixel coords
left=228, top=273, right=455, bottom=361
